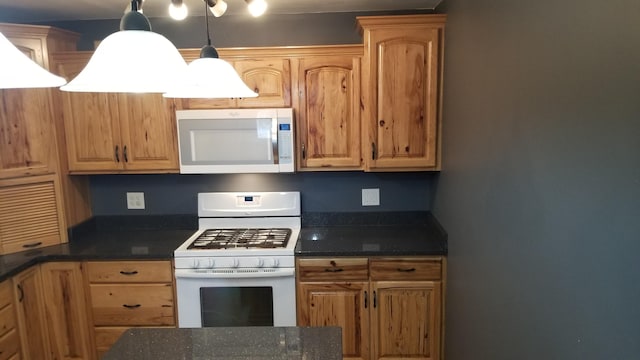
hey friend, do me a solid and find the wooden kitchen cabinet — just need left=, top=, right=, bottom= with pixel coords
left=177, top=49, right=291, bottom=109
left=358, top=15, right=446, bottom=171
left=12, top=266, right=51, bottom=360
left=85, top=260, right=176, bottom=358
left=0, top=175, right=67, bottom=254
left=296, top=256, right=445, bottom=360
left=295, top=48, right=363, bottom=170
left=51, top=52, right=179, bottom=174
left=0, top=280, right=21, bottom=360
left=40, top=262, right=94, bottom=360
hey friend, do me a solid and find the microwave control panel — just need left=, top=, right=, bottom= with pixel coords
left=278, top=123, right=292, bottom=164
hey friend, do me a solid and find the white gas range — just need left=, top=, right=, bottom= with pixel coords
left=174, top=191, right=300, bottom=328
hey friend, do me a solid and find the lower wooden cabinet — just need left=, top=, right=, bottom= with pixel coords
left=85, top=260, right=176, bottom=358
left=0, top=280, right=21, bottom=360
left=40, top=262, right=94, bottom=360
left=296, top=257, right=445, bottom=360
left=12, top=266, right=50, bottom=360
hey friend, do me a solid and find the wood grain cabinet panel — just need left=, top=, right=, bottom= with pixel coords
left=12, top=267, right=50, bottom=360
left=86, top=260, right=173, bottom=283
left=0, top=280, right=20, bottom=360
left=358, top=15, right=446, bottom=171
left=40, top=262, right=94, bottom=360
left=297, top=256, right=445, bottom=360
left=296, top=55, right=362, bottom=170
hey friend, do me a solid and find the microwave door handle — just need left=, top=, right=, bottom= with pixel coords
left=271, top=117, right=279, bottom=164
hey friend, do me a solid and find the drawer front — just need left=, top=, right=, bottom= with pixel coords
left=297, top=258, right=369, bottom=281
left=370, top=258, right=442, bottom=281
left=0, top=281, right=12, bottom=310
left=90, top=284, right=175, bottom=326
left=0, top=328, right=20, bottom=360
left=87, top=261, right=173, bottom=283
left=0, top=305, right=16, bottom=338
left=1, top=236, right=59, bottom=255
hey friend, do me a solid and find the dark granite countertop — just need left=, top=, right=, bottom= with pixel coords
left=0, top=212, right=447, bottom=282
left=296, top=211, right=448, bottom=257
left=102, top=326, right=342, bottom=360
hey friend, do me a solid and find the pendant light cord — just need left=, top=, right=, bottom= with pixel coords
left=205, top=1, right=212, bottom=46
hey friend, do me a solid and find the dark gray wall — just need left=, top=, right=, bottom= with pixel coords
left=434, top=0, right=640, bottom=359
left=90, top=172, right=435, bottom=215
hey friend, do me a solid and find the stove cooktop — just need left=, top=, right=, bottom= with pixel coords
left=187, top=228, right=292, bottom=250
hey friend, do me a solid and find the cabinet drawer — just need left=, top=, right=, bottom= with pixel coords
left=0, top=305, right=16, bottom=338
left=90, top=284, right=175, bottom=326
left=0, top=328, right=20, bottom=360
left=297, top=258, right=369, bottom=281
left=0, top=282, right=11, bottom=309
left=370, top=258, right=442, bottom=281
left=86, top=261, right=173, bottom=283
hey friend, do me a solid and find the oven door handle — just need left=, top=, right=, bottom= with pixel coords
left=175, top=268, right=295, bottom=279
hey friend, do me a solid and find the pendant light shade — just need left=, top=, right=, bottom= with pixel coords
left=61, top=2, right=187, bottom=93
left=163, top=1, right=257, bottom=99
left=163, top=56, right=257, bottom=98
left=0, top=32, right=67, bottom=89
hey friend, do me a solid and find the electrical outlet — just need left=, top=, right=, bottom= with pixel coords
left=362, top=188, right=380, bottom=206
left=126, top=192, right=145, bottom=210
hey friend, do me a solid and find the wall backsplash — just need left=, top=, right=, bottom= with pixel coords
left=89, top=172, right=436, bottom=215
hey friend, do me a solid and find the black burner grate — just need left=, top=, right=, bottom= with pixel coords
left=188, top=228, right=291, bottom=249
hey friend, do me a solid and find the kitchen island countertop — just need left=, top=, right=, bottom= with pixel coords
left=102, top=326, right=342, bottom=360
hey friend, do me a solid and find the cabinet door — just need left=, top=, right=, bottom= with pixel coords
left=297, top=282, right=369, bottom=360
left=0, top=280, right=20, bottom=360
left=116, top=94, right=179, bottom=172
left=52, top=54, right=122, bottom=172
left=297, top=56, right=362, bottom=170
left=236, top=59, right=291, bottom=108
left=12, top=267, right=51, bottom=360
left=370, top=281, right=442, bottom=360
left=0, top=88, right=57, bottom=179
left=40, top=262, right=94, bottom=360
left=361, top=17, right=444, bottom=170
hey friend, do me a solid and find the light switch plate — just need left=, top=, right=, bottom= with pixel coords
left=362, top=188, right=380, bottom=206
left=126, top=192, right=145, bottom=210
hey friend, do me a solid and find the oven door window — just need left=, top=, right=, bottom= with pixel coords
left=200, top=287, right=274, bottom=327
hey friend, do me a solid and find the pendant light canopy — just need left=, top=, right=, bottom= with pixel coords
left=163, top=1, right=257, bottom=99
left=61, top=0, right=187, bottom=93
left=0, top=32, right=67, bottom=89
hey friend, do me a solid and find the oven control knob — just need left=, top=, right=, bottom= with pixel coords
left=264, top=258, right=279, bottom=268
left=205, top=259, right=215, bottom=268
left=253, top=258, right=264, bottom=268
left=191, top=259, right=201, bottom=269
left=231, top=258, right=240, bottom=268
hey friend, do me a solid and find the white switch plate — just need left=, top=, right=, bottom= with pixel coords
left=126, top=192, right=145, bottom=210
left=362, top=188, right=380, bottom=206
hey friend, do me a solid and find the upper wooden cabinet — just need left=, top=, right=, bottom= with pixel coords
left=51, top=52, right=179, bottom=173
left=177, top=49, right=291, bottom=110
left=0, top=24, right=78, bottom=180
left=358, top=15, right=446, bottom=171
left=295, top=47, right=362, bottom=170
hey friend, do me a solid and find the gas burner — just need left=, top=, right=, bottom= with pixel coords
left=188, top=228, right=292, bottom=250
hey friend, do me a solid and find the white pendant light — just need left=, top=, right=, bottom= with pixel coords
left=163, top=1, right=257, bottom=99
left=0, top=32, right=67, bottom=89
left=61, top=1, right=187, bottom=93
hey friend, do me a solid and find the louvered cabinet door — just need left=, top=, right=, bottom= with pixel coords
left=0, top=175, right=66, bottom=254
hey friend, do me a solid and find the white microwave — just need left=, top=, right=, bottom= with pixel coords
left=176, top=108, right=295, bottom=174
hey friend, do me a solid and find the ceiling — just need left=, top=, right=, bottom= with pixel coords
left=0, top=0, right=442, bottom=23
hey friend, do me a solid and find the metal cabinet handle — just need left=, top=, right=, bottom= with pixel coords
left=17, top=284, right=24, bottom=302
left=364, top=291, right=368, bottom=309
left=372, top=142, right=377, bottom=160
left=397, top=268, right=416, bottom=272
left=119, top=270, right=139, bottom=275
left=324, top=268, right=344, bottom=273
left=123, top=145, right=128, bottom=163
left=373, top=291, right=377, bottom=308
left=22, top=241, right=42, bottom=249
left=115, top=145, right=120, bottom=162
left=122, top=304, right=141, bottom=309
left=301, top=143, right=306, bottom=160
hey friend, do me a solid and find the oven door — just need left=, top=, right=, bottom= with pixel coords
left=174, top=268, right=296, bottom=328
